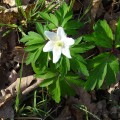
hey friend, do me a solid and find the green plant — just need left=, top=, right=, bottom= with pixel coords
left=16, top=88, right=54, bottom=119
left=20, top=1, right=120, bottom=103
left=84, top=19, right=120, bottom=90
left=20, top=2, right=93, bottom=103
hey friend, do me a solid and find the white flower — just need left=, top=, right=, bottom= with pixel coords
left=43, top=27, right=75, bottom=63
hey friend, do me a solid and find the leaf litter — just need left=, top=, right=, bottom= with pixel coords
left=0, top=0, right=120, bottom=119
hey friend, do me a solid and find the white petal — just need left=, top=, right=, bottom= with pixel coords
left=53, top=46, right=62, bottom=63
left=62, top=37, right=75, bottom=46
left=43, top=41, right=54, bottom=52
left=57, top=27, right=66, bottom=39
left=62, top=47, right=71, bottom=58
left=44, top=31, right=58, bottom=41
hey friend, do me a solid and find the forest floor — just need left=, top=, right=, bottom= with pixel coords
left=0, top=0, right=120, bottom=120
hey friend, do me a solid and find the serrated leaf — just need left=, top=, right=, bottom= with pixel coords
left=60, top=57, right=70, bottom=75
left=66, top=74, right=85, bottom=86
left=94, top=20, right=113, bottom=40
left=78, top=62, right=89, bottom=76
left=47, top=23, right=56, bottom=30
left=33, top=46, right=43, bottom=62
left=84, top=20, right=113, bottom=48
left=87, top=52, right=109, bottom=69
left=105, top=64, right=116, bottom=86
left=73, top=37, right=82, bottom=46
left=86, top=53, right=119, bottom=90
left=20, top=35, right=31, bottom=43
left=96, top=63, right=107, bottom=88
left=26, top=52, right=35, bottom=65
left=25, top=38, right=44, bottom=46
left=49, top=78, right=61, bottom=103
left=36, top=71, right=56, bottom=79
left=105, top=54, right=119, bottom=85
left=60, top=79, right=75, bottom=96
left=50, top=14, right=58, bottom=26
left=70, top=56, right=89, bottom=76
left=61, top=10, right=73, bottom=27
left=40, top=78, right=54, bottom=87
left=36, top=22, right=45, bottom=39
left=24, top=44, right=41, bottom=52
left=62, top=2, right=70, bottom=17
left=85, top=62, right=107, bottom=90
left=108, top=55, right=119, bottom=73
left=71, top=54, right=86, bottom=64
left=39, top=12, right=51, bottom=22
left=20, top=32, right=44, bottom=45
left=31, top=52, right=48, bottom=74
left=28, top=31, right=43, bottom=38
left=64, top=20, right=83, bottom=30
left=71, top=42, right=95, bottom=53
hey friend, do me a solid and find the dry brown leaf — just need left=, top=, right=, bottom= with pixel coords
left=3, top=0, right=16, bottom=7
left=0, top=4, right=34, bottom=24
left=91, top=0, right=102, bottom=19
left=0, top=75, right=43, bottom=107
left=3, top=0, right=31, bottom=7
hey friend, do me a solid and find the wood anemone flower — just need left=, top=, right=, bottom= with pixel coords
left=43, top=27, right=75, bottom=63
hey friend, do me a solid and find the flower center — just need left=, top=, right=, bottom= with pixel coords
left=55, top=41, right=64, bottom=47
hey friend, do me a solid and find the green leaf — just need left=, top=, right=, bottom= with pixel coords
left=96, top=63, right=108, bottom=88
left=105, top=64, right=116, bottom=86
left=94, top=20, right=113, bottom=40
left=50, top=14, right=58, bottom=26
left=65, top=29, right=78, bottom=35
left=79, top=62, right=89, bottom=76
left=26, top=52, right=35, bottom=65
left=60, top=57, right=70, bottom=75
left=115, top=19, right=120, bottom=46
left=20, top=35, right=31, bottom=43
left=28, top=31, right=43, bottom=38
left=33, top=52, right=48, bottom=73
left=73, top=37, right=82, bottom=46
left=66, top=74, right=85, bottom=86
left=71, top=54, right=86, bottom=64
left=24, top=44, right=41, bottom=52
left=49, top=78, right=61, bottom=103
left=61, top=10, right=73, bottom=27
left=87, top=52, right=110, bottom=69
left=71, top=56, right=89, bottom=76
left=36, top=71, right=56, bottom=79
left=105, top=55, right=119, bottom=85
left=15, top=0, right=22, bottom=6
left=36, top=22, right=45, bottom=39
left=64, top=20, right=83, bottom=30
left=84, top=20, right=113, bottom=48
left=20, top=31, right=44, bottom=44
left=85, top=62, right=107, bottom=90
left=86, top=53, right=119, bottom=90
left=25, top=39, right=44, bottom=46
left=39, top=12, right=51, bottom=22
left=40, top=78, right=54, bottom=87
left=33, top=47, right=43, bottom=62
left=109, top=55, right=119, bottom=73
left=71, top=42, right=95, bottom=53
left=60, top=79, right=75, bottom=96
left=47, top=23, right=56, bottom=30
left=62, top=2, right=69, bottom=17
